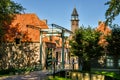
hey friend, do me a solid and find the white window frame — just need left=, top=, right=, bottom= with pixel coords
left=106, top=56, right=114, bottom=67
left=118, top=59, right=120, bottom=67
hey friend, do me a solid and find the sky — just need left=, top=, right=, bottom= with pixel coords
left=13, top=0, right=120, bottom=30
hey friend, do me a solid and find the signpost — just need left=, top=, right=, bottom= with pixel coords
left=46, top=48, right=52, bottom=69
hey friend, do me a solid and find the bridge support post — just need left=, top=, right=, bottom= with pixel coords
left=62, top=30, right=65, bottom=69
left=40, top=31, right=42, bottom=69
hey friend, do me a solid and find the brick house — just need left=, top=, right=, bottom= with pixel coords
left=0, top=13, right=49, bottom=69
left=0, top=13, right=71, bottom=70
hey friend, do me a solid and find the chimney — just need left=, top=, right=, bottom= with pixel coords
left=42, top=19, right=47, bottom=24
left=98, top=20, right=102, bottom=25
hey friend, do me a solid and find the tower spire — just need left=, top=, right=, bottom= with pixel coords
left=71, top=7, right=78, bottom=16
left=71, top=7, right=79, bottom=33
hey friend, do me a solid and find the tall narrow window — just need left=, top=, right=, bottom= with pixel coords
left=106, top=56, right=114, bottom=67
left=118, top=59, right=120, bottom=67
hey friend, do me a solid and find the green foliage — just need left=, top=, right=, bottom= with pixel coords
left=70, top=26, right=104, bottom=61
left=0, top=0, right=24, bottom=41
left=95, top=71, right=120, bottom=79
left=106, top=24, right=120, bottom=55
left=47, top=76, right=71, bottom=80
left=105, top=0, right=120, bottom=25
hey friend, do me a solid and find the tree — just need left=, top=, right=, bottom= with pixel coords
left=0, top=0, right=24, bottom=42
left=69, top=26, right=104, bottom=71
left=105, top=0, right=120, bottom=25
left=106, top=24, right=120, bottom=67
left=106, top=24, right=120, bottom=55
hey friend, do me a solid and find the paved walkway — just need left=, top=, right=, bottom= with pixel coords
left=0, top=71, right=49, bottom=80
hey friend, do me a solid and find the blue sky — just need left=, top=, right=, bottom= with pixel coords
left=13, top=0, right=120, bottom=30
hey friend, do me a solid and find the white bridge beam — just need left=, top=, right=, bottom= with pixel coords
left=41, top=29, right=62, bottom=33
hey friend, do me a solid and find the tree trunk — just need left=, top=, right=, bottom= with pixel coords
left=82, top=60, right=91, bottom=72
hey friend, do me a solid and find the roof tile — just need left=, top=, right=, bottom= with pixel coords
left=4, top=13, right=48, bottom=42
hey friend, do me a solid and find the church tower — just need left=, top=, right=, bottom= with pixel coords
left=71, top=7, right=79, bottom=33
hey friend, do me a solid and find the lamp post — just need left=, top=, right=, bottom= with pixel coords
left=53, top=57, right=56, bottom=78
left=61, top=30, right=65, bottom=69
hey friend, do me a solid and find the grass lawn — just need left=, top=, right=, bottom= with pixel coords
left=95, top=71, right=120, bottom=79
left=47, top=76, right=71, bottom=80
